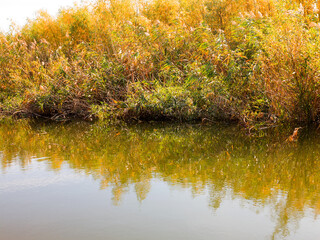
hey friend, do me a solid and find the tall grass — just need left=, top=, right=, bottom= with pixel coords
left=1, top=0, right=320, bottom=125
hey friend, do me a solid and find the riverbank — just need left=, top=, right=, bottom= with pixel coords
left=1, top=0, right=320, bottom=127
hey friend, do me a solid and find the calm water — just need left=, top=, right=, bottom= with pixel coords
left=1, top=120, right=320, bottom=240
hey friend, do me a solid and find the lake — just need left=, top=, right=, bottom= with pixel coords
left=1, top=120, right=320, bottom=240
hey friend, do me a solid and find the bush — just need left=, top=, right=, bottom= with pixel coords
left=1, top=0, right=320, bottom=126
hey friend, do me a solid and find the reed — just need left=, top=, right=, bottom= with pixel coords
left=1, top=0, right=320, bottom=126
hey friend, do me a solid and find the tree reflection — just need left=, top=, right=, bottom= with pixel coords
left=0, top=119, right=320, bottom=239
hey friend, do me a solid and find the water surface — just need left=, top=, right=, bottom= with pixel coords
left=1, top=120, right=320, bottom=240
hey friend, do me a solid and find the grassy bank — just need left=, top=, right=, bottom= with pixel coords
left=1, top=0, right=320, bottom=127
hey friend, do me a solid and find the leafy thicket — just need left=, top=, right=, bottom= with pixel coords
left=1, top=0, right=320, bottom=126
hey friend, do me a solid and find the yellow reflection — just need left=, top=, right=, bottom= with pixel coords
left=0, top=119, right=320, bottom=238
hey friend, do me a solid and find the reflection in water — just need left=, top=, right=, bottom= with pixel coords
left=1, top=119, right=320, bottom=239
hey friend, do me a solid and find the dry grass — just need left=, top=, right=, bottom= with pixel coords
left=1, top=0, right=320, bottom=126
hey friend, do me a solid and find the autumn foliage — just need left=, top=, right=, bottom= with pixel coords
left=1, top=0, right=320, bottom=126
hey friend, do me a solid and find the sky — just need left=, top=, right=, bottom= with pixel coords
left=0, top=0, right=84, bottom=32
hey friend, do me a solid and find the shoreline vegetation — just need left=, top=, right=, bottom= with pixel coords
left=1, top=0, right=320, bottom=128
